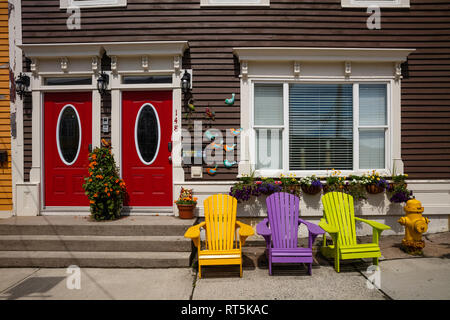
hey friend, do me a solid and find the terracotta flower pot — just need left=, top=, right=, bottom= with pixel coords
left=301, top=184, right=321, bottom=195
left=287, top=184, right=301, bottom=194
left=177, top=203, right=196, bottom=219
left=365, top=184, right=384, bottom=194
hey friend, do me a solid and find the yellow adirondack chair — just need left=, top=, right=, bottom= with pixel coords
left=184, top=194, right=254, bottom=278
left=320, top=192, right=391, bottom=272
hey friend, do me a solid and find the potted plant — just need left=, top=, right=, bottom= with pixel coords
left=280, top=173, right=300, bottom=195
left=299, top=175, right=323, bottom=195
left=387, top=173, right=412, bottom=203
left=229, top=171, right=256, bottom=202
left=254, top=177, right=283, bottom=196
left=361, top=170, right=388, bottom=194
left=323, top=169, right=345, bottom=193
left=344, top=175, right=367, bottom=202
left=175, top=187, right=198, bottom=219
left=82, top=139, right=126, bottom=221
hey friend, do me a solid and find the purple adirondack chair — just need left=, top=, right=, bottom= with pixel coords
left=256, top=192, right=324, bottom=275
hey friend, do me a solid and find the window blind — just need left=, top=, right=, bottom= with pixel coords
left=254, top=84, right=283, bottom=126
left=289, top=84, right=353, bottom=170
left=359, top=84, right=387, bottom=169
left=359, top=84, right=387, bottom=126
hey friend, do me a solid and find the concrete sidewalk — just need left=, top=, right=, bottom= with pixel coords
left=1, top=232, right=449, bottom=300
left=1, top=257, right=449, bottom=300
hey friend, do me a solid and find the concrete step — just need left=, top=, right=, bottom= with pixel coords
left=0, top=251, right=191, bottom=268
left=0, top=216, right=195, bottom=236
left=0, top=235, right=192, bottom=252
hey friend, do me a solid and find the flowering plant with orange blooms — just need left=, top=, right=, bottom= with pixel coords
left=174, top=187, right=198, bottom=205
left=82, top=139, right=126, bottom=221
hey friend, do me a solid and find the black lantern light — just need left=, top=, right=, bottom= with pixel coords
left=97, top=72, right=109, bottom=96
left=181, top=70, right=191, bottom=94
left=15, top=73, right=30, bottom=100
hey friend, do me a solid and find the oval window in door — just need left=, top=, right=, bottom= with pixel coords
left=56, top=105, right=82, bottom=166
left=135, top=103, right=160, bottom=165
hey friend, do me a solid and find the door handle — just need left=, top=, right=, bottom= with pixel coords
left=168, top=142, right=172, bottom=152
left=168, top=156, right=172, bottom=163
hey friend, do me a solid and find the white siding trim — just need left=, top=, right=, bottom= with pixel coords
left=341, top=0, right=410, bottom=8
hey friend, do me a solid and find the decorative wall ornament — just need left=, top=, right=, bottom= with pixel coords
left=345, top=61, right=352, bottom=76
left=241, top=61, right=248, bottom=78
left=223, top=144, right=237, bottom=152
left=206, top=165, right=218, bottom=176
left=30, top=58, right=38, bottom=75
left=205, top=107, right=215, bottom=121
left=61, top=57, right=69, bottom=72
left=174, top=55, right=181, bottom=71
left=225, top=93, right=235, bottom=106
left=210, top=141, right=222, bottom=150
left=224, top=159, right=237, bottom=168
left=395, top=62, right=402, bottom=80
left=142, top=56, right=149, bottom=70
left=91, top=56, right=99, bottom=73
left=294, top=61, right=301, bottom=76
left=230, top=128, right=243, bottom=136
left=111, top=56, right=118, bottom=73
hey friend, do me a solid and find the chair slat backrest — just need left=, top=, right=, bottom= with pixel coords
left=266, top=192, right=300, bottom=249
left=203, top=194, right=238, bottom=251
left=321, top=192, right=356, bottom=247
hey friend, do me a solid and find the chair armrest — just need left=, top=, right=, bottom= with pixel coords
left=299, top=218, right=325, bottom=235
left=354, top=217, right=390, bottom=231
left=256, top=218, right=271, bottom=237
left=318, top=219, right=339, bottom=234
left=236, top=221, right=254, bottom=246
left=184, top=222, right=206, bottom=248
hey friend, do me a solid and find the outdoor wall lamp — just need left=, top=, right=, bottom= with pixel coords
left=181, top=70, right=192, bottom=111
left=97, top=72, right=109, bottom=96
left=15, top=73, right=30, bottom=100
left=181, top=69, right=191, bottom=94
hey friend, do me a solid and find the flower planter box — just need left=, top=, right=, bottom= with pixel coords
left=365, top=184, right=385, bottom=194
left=177, top=203, right=196, bottom=219
left=301, top=184, right=321, bottom=195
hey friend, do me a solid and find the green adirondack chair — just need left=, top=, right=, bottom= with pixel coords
left=319, top=192, right=391, bottom=272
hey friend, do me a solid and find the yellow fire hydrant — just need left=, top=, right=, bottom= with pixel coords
left=398, top=198, right=430, bottom=255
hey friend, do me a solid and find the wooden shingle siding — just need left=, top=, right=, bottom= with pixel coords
left=0, top=0, right=11, bottom=210
left=20, top=0, right=450, bottom=180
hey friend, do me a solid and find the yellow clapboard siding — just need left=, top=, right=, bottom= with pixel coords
left=0, top=180, right=12, bottom=186
left=0, top=199, right=12, bottom=205
left=0, top=186, right=12, bottom=193
left=0, top=204, right=12, bottom=210
left=0, top=192, right=12, bottom=199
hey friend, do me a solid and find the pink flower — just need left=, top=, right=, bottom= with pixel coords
left=275, top=181, right=282, bottom=185
left=255, top=181, right=262, bottom=185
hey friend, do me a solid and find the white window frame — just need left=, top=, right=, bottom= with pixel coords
left=341, top=0, right=410, bottom=8
left=200, top=0, right=270, bottom=7
left=60, top=0, right=127, bottom=9
left=250, top=79, right=392, bottom=178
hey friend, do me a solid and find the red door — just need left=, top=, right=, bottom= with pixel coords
left=44, top=92, right=92, bottom=206
left=122, top=91, right=173, bottom=207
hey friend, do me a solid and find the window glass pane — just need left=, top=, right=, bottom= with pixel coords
left=122, top=75, right=172, bottom=84
left=359, top=129, right=385, bottom=169
left=256, top=129, right=282, bottom=170
left=254, top=84, right=283, bottom=126
left=136, top=104, right=159, bottom=164
left=289, top=84, right=353, bottom=170
left=58, top=106, right=80, bottom=165
left=44, top=77, right=92, bottom=86
left=359, top=84, right=387, bottom=126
